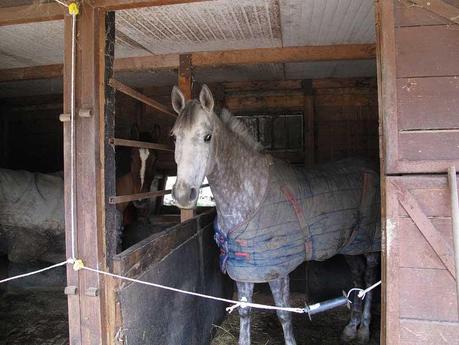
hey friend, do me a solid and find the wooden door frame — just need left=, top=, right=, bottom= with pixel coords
left=63, top=5, right=114, bottom=344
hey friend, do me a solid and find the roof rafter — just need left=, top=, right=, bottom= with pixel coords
left=0, top=44, right=376, bottom=82
left=90, top=0, right=210, bottom=11
left=0, top=3, right=65, bottom=26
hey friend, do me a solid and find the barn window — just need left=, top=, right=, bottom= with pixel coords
left=236, top=113, right=303, bottom=152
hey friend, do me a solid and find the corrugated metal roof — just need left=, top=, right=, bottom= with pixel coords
left=0, top=0, right=377, bottom=96
left=115, top=0, right=282, bottom=57
left=0, top=20, right=64, bottom=68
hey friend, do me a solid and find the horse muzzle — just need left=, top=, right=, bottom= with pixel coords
left=172, top=181, right=198, bottom=209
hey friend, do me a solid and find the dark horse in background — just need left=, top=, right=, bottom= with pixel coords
left=171, top=85, right=381, bottom=345
left=0, top=124, right=160, bottom=264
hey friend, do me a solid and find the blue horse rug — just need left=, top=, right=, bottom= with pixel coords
left=214, top=158, right=380, bottom=283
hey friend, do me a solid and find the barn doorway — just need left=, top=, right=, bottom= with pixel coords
left=1, top=1, right=384, bottom=344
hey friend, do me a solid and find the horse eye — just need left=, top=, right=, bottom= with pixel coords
left=204, top=134, right=212, bottom=142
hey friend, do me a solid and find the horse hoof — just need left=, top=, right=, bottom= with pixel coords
left=341, top=324, right=358, bottom=343
left=356, top=326, right=370, bottom=344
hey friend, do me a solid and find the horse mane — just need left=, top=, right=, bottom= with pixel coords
left=172, top=101, right=263, bottom=152
left=219, top=108, right=263, bottom=152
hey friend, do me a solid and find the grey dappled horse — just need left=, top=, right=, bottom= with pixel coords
left=171, top=85, right=381, bottom=345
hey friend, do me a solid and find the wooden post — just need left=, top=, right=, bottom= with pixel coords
left=63, top=5, right=111, bottom=344
left=178, top=54, right=195, bottom=222
left=448, top=166, right=459, bottom=315
left=302, top=80, right=315, bottom=167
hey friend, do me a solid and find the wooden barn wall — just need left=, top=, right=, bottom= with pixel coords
left=382, top=1, right=459, bottom=174
left=385, top=176, right=459, bottom=344
left=0, top=94, right=63, bottom=172
left=140, top=78, right=378, bottom=172
left=378, top=1, right=459, bottom=344
left=113, top=210, right=232, bottom=345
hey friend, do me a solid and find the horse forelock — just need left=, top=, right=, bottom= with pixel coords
left=171, top=100, right=262, bottom=152
left=171, top=100, right=203, bottom=136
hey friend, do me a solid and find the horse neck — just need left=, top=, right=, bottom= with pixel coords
left=206, top=122, right=270, bottom=232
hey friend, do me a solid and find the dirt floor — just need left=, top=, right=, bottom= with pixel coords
left=0, top=290, right=68, bottom=345
left=211, top=292, right=380, bottom=345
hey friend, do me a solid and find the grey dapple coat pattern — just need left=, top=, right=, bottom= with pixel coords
left=171, top=85, right=380, bottom=345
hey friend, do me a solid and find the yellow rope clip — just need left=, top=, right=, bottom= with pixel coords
left=68, top=2, right=79, bottom=16
left=72, top=259, right=85, bottom=271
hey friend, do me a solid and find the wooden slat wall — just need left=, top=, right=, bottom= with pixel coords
left=386, top=176, right=459, bottom=344
left=221, top=78, right=379, bottom=165
left=380, top=2, right=459, bottom=343
left=384, top=2, right=459, bottom=174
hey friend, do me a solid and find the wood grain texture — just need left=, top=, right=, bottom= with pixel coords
left=0, top=2, right=64, bottom=26
left=398, top=131, right=459, bottom=161
left=91, top=0, right=209, bottom=11
left=397, top=77, right=459, bottom=130
left=109, top=78, right=176, bottom=117
left=396, top=1, right=452, bottom=26
left=399, top=267, right=458, bottom=321
left=396, top=25, right=459, bottom=78
left=392, top=180, right=456, bottom=278
left=400, top=319, right=459, bottom=345
left=399, top=218, right=453, bottom=269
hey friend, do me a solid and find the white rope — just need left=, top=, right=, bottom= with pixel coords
left=346, top=280, right=382, bottom=300
left=0, top=260, right=69, bottom=285
left=79, top=264, right=306, bottom=314
left=53, top=0, right=69, bottom=7
left=0, top=257, right=382, bottom=316
left=70, top=11, right=77, bottom=260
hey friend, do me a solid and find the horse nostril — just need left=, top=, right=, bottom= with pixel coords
left=189, top=188, right=197, bottom=201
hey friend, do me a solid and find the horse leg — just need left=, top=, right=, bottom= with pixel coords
left=236, top=281, right=254, bottom=345
left=269, top=276, right=297, bottom=345
left=357, top=252, right=380, bottom=344
left=342, top=255, right=365, bottom=342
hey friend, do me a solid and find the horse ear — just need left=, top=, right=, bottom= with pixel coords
left=171, top=86, right=185, bottom=114
left=199, top=84, right=214, bottom=113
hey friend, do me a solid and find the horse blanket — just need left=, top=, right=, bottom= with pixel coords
left=0, top=168, right=64, bottom=236
left=214, top=158, right=381, bottom=283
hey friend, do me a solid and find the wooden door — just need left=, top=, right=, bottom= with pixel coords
left=385, top=176, right=458, bottom=344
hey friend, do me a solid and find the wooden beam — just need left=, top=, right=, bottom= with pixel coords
left=0, top=64, right=63, bottom=82
left=108, top=78, right=176, bottom=118
left=109, top=137, right=173, bottom=151
left=178, top=53, right=196, bottom=222
left=401, top=0, right=459, bottom=24
left=63, top=4, right=111, bottom=344
left=192, top=44, right=376, bottom=67
left=114, top=54, right=179, bottom=72
left=0, top=3, right=64, bottom=26
left=0, top=44, right=376, bottom=82
left=91, top=0, right=210, bottom=11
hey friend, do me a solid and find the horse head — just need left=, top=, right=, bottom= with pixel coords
left=116, top=124, right=160, bottom=213
left=170, top=85, right=216, bottom=209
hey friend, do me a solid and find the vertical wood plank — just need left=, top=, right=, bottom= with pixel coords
left=64, top=4, right=110, bottom=344
left=385, top=177, right=401, bottom=345
left=63, top=11, right=82, bottom=345
left=178, top=54, right=196, bottom=222
left=102, top=11, right=120, bottom=345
